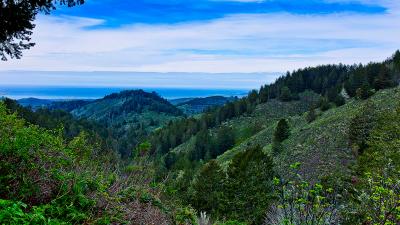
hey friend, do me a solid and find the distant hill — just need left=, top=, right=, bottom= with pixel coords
left=47, top=99, right=92, bottom=112
left=175, top=96, right=237, bottom=115
left=169, top=97, right=195, bottom=106
left=72, top=90, right=182, bottom=124
left=17, top=98, right=54, bottom=109
left=71, top=89, right=184, bottom=156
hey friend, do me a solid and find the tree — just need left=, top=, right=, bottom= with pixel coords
left=190, top=129, right=212, bottom=161
left=259, top=85, right=269, bottom=103
left=191, top=160, right=225, bottom=218
left=0, top=0, right=84, bottom=60
left=306, top=107, right=317, bottom=123
left=274, top=119, right=290, bottom=143
left=334, top=94, right=346, bottom=106
left=374, top=65, right=395, bottom=90
left=319, top=97, right=331, bottom=111
left=224, top=146, right=275, bottom=224
left=355, top=83, right=374, bottom=100
left=279, top=86, right=292, bottom=102
left=213, top=126, right=235, bottom=158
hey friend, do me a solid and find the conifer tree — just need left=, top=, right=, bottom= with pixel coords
left=191, top=160, right=225, bottom=217
left=274, top=119, right=290, bottom=142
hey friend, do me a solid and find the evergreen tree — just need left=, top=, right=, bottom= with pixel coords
left=274, top=119, right=290, bottom=142
left=306, top=107, right=317, bottom=123
left=259, top=85, right=269, bottom=103
left=224, top=146, right=275, bottom=224
left=356, top=83, right=374, bottom=100
left=213, top=126, right=235, bottom=158
left=279, top=86, right=292, bottom=102
left=374, top=65, right=396, bottom=90
left=334, top=94, right=346, bottom=106
left=319, top=97, right=331, bottom=111
left=191, top=160, right=225, bottom=217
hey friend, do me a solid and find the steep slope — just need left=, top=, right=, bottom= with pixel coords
left=217, top=87, right=400, bottom=180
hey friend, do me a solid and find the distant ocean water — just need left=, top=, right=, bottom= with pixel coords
left=0, top=86, right=250, bottom=100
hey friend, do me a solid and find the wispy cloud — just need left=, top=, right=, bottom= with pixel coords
left=0, top=0, right=399, bottom=89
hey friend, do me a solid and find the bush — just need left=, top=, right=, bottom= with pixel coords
left=266, top=163, right=341, bottom=225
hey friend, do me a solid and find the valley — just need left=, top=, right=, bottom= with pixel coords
left=1, top=51, right=399, bottom=224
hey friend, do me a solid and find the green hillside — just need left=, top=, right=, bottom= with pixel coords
left=218, top=87, right=400, bottom=180
left=1, top=52, right=399, bottom=225
left=68, top=90, right=184, bottom=156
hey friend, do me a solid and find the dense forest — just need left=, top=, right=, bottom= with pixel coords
left=1, top=51, right=400, bottom=224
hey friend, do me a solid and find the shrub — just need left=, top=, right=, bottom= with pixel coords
left=266, top=163, right=341, bottom=225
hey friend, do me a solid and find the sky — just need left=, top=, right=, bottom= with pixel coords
left=1, top=0, right=400, bottom=88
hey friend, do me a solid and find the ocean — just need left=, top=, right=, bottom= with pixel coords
left=0, top=86, right=250, bottom=100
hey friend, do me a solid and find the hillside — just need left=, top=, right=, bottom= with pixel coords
left=142, top=51, right=400, bottom=224
left=1, top=52, right=399, bottom=224
left=47, top=99, right=92, bottom=112
left=176, top=96, right=237, bottom=115
left=218, top=87, right=400, bottom=179
left=17, top=98, right=55, bottom=109
left=71, top=90, right=184, bottom=156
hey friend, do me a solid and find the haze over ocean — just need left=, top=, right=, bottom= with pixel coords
left=0, top=86, right=249, bottom=100
left=0, top=71, right=274, bottom=99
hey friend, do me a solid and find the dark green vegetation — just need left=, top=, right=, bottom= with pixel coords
left=174, top=96, right=237, bottom=115
left=17, top=98, right=55, bottom=109
left=1, top=51, right=400, bottom=224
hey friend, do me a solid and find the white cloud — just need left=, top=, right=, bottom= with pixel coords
left=1, top=3, right=400, bottom=75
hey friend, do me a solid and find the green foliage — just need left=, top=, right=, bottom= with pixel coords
left=344, top=169, right=400, bottom=225
left=223, top=146, right=275, bottom=224
left=355, top=83, right=374, bottom=100
left=374, top=65, right=396, bottom=90
left=333, top=94, right=346, bottom=106
left=274, top=119, right=290, bottom=143
left=191, top=160, right=225, bottom=218
left=174, top=207, right=198, bottom=225
left=319, top=97, right=331, bottom=111
left=0, top=101, right=172, bottom=224
left=267, top=164, right=341, bottom=224
left=349, top=101, right=378, bottom=156
left=356, top=105, right=400, bottom=173
left=306, top=107, right=317, bottom=123
left=279, top=86, right=292, bottom=102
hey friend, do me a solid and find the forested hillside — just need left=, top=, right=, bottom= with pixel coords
left=175, top=96, right=237, bottom=115
left=1, top=51, right=399, bottom=224
left=70, top=90, right=184, bottom=156
left=143, top=51, right=400, bottom=224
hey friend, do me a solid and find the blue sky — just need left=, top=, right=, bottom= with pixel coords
left=55, top=0, right=385, bottom=26
left=1, top=0, right=400, bottom=88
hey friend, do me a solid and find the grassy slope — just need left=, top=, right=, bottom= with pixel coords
left=217, top=87, right=400, bottom=180
left=171, top=91, right=319, bottom=157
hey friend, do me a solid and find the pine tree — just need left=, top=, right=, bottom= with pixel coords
left=274, top=119, right=290, bottom=142
left=279, top=86, right=292, bottom=102
left=374, top=65, right=395, bottom=90
left=191, top=160, right=225, bottom=217
left=224, top=146, right=275, bottom=224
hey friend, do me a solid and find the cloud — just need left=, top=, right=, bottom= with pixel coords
left=0, top=1, right=399, bottom=85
